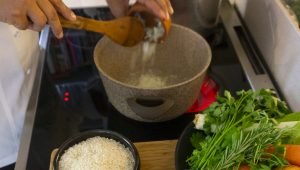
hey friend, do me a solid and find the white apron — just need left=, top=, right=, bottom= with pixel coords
left=0, top=23, right=39, bottom=167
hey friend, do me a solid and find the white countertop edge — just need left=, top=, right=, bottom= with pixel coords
left=63, top=0, right=136, bottom=9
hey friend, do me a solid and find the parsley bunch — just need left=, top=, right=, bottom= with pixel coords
left=187, top=89, right=290, bottom=170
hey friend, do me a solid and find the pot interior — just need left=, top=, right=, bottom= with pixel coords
left=94, top=24, right=211, bottom=88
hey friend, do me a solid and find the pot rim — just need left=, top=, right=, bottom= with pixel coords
left=94, top=24, right=212, bottom=91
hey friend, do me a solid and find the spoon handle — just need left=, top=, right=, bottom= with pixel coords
left=59, top=15, right=108, bottom=34
left=59, top=15, right=145, bottom=47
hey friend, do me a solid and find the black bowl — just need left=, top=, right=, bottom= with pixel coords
left=53, top=130, right=140, bottom=170
left=175, top=122, right=198, bottom=170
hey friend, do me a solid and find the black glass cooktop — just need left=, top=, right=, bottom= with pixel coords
left=25, top=8, right=250, bottom=170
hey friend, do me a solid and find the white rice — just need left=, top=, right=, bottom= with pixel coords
left=126, top=72, right=167, bottom=88
left=59, top=136, right=135, bottom=170
left=142, top=20, right=165, bottom=63
left=136, top=73, right=167, bottom=88
left=127, top=20, right=168, bottom=89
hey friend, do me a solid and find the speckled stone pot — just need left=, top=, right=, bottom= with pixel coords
left=94, top=24, right=211, bottom=122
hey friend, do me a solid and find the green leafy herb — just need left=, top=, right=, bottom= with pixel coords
left=190, top=132, right=205, bottom=149
left=187, top=89, right=290, bottom=170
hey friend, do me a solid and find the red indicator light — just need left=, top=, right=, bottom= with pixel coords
left=64, top=97, right=69, bottom=102
left=64, top=92, right=70, bottom=96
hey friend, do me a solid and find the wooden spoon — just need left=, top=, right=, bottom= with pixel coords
left=59, top=16, right=145, bottom=47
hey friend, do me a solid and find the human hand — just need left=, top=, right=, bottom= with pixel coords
left=0, top=0, right=76, bottom=38
left=106, top=0, right=173, bottom=20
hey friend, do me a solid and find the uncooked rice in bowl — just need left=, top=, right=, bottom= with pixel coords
left=59, top=136, right=135, bottom=170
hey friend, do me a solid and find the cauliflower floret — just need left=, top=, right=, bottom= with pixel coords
left=193, top=114, right=206, bottom=130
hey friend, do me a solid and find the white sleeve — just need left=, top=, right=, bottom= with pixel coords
left=0, top=86, right=19, bottom=167
left=0, top=23, right=39, bottom=167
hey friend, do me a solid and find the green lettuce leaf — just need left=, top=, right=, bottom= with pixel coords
left=277, top=112, right=300, bottom=122
left=281, top=122, right=300, bottom=144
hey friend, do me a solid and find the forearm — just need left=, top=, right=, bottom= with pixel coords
left=0, top=0, right=75, bottom=38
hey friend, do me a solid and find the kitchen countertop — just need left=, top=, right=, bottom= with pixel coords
left=15, top=27, right=50, bottom=170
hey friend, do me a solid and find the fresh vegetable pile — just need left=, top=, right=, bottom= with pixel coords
left=285, top=0, right=300, bottom=25
left=188, top=89, right=300, bottom=170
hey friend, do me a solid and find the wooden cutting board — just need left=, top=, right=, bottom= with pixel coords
left=50, top=140, right=177, bottom=170
left=134, top=140, right=177, bottom=170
